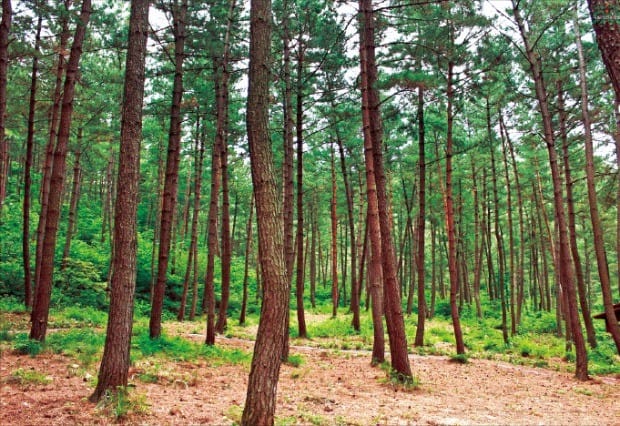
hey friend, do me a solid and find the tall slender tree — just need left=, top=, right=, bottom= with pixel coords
left=90, top=0, right=150, bottom=402
left=30, top=0, right=92, bottom=341
left=241, top=0, right=290, bottom=422
left=360, top=0, right=412, bottom=379
left=150, top=0, right=188, bottom=339
left=22, top=7, right=43, bottom=307
left=414, top=86, right=426, bottom=347
left=575, top=14, right=620, bottom=353
left=0, top=0, right=11, bottom=213
left=512, top=0, right=588, bottom=380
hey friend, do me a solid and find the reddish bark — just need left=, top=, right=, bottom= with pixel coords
left=90, top=0, right=149, bottom=401
left=30, top=0, right=92, bottom=341
left=150, top=0, right=188, bottom=339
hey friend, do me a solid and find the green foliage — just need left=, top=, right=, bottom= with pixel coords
left=53, top=259, right=108, bottom=310
left=519, top=311, right=558, bottom=334
left=4, top=368, right=52, bottom=386
left=449, top=353, right=470, bottom=364
left=50, top=305, right=108, bottom=328
left=13, top=334, right=43, bottom=356
left=225, top=405, right=243, bottom=424
left=45, top=328, right=105, bottom=366
left=95, top=387, right=150, bottom=421
left=132, top=328, right=250, bottom=365
left=0, top=296, right=28, bottom=313
left=285, top=353, right=304, bottom=367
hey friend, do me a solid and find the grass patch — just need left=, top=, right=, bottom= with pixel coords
left=132, top=328, right=251, bottom=366
left=12, top=334, right=43, bottom=357
left=95, top=386, right=150, bottom=421
left=449, top=353, right=470, bottom=364
left=46, top=328, right=105, bottom=366
left=50, top=306, right=107, bottom=328
left=4, top=368, right=52, bottom=386
left=285, top=353, right=304, bottom=367
left=225, top=404, right=243, bottom=424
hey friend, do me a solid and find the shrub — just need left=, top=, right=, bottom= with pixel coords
left=13, top=334, right=43, bottom=357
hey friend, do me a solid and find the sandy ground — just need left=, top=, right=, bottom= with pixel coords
left=1, top=323, right=619, bottom=425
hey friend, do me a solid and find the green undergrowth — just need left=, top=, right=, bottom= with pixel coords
left=95, top=386, right=150, bottom=421
left=1, top=297, right=618, bottom=377
left=3, top=367, right=52, bottom=386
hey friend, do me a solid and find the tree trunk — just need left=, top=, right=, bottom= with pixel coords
left=215, top=0, right=236, bottom=334
left=557, top=78, right=598, bottom=349
left=61, top=147, right=82, bottom=270
left=239, top=195, right=254, bottom=325
left=90, top=0, right=149, bottom=402
left=330, top=145, right=339, bottom=318
left=445, top=59, right=465, bottom=355
left=204, top=133, right=221, bottom=343
left=0, top=0, right=11, bottom=213
left=360, top=0, right=412, bottom=378
left=335, top=130, right=359, bottom=331
left=414, top=86, right=427, bottom=347
left=22, top=9, right=43, bottom=308
left=241, top=0, right=290, bottom=422
left=501, top=112, right=526, bottom=325
left=575, top=16, right=620, bottom=353
left=513, top=1, right=588, bottom=380
left=309, top=196, right=317, bottom=308
left=34, top=0, right=71, bottom=295
left=499, top=113, right=517, bottom=335
left=295, top=38, right=307, bottom=338
left=30, top=0, right=92, bottom=342
left=587, top=0, right=620, bottom=99
left=179, top=116, right=204, bottom=321
left=150, top=0, right=188, bottom=339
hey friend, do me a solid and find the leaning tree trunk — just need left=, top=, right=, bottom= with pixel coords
left=241, top=0, right=290, bottom=422
left=557, top=79, right=597, bottom=349
left=23, top=9, right=43, bottom=308
left=0, top=0, right=11, bottom=213
left=34, top=0, right=71, bottom=300
left=30, top=0, right=91, bottom=342
left=576, top=15, right=620, bottom=353
left=360, top=0, right=412, bottom=379
left=513, top=1, right=588, bottom=380
left=150, top=0, right=187, bottom=339
left=89, top=0, right=149, bottom=402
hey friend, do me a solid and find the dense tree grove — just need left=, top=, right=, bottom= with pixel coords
left=1, top=0, right=620, bottom=418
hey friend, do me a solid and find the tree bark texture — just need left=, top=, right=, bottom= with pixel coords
left=588, top=0, right=620, bottom=99
left=22, top=10, right=43, bottom=307
left=30, top=0, right=92, bottom=341
left=360, top=0, right=412, bottom=378
left=241, top=0, right=290, bottom=422
left=90, top=0, right=149, bottom=402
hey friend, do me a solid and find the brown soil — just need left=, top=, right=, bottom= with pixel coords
left=1, top=321, right=619, bottom=425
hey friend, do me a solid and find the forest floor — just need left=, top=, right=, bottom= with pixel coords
left=1, top=315, right=620, bottom=425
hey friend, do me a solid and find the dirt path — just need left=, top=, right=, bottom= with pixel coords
left=2, top=328, right=619, bottom=426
